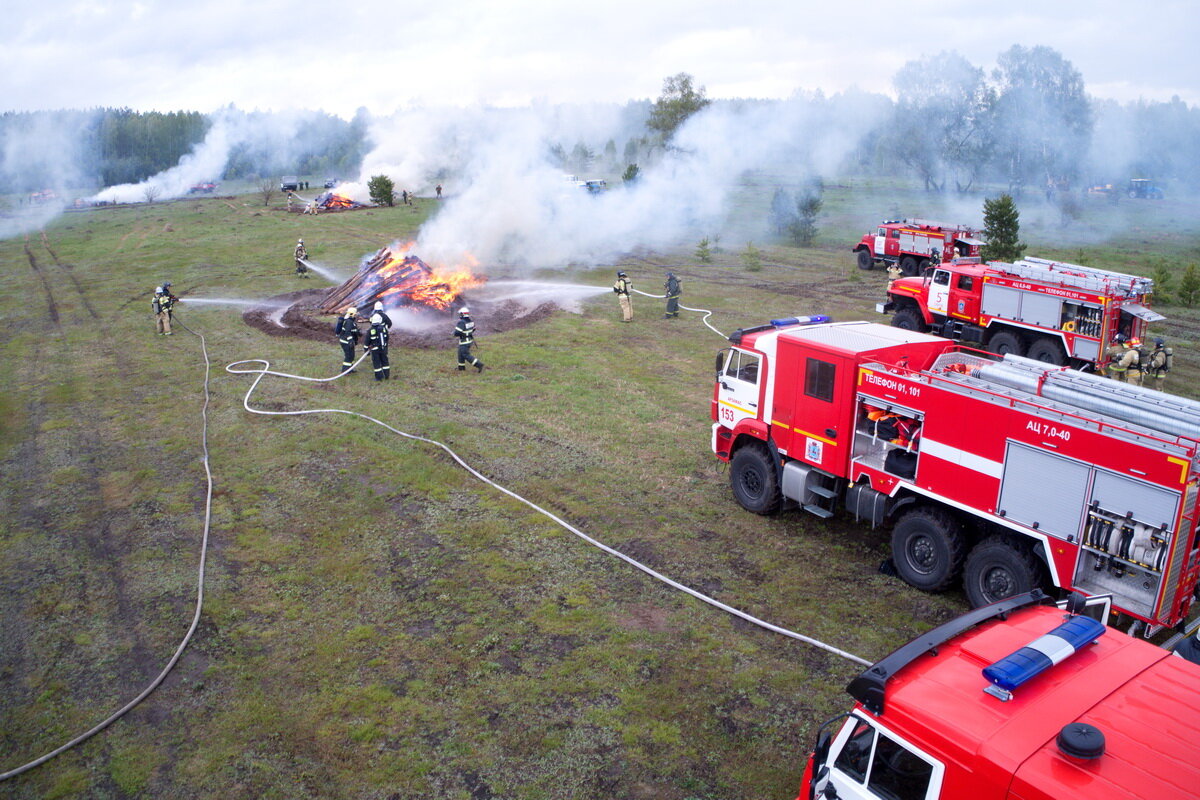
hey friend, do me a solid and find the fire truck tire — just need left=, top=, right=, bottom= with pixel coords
left=899, top=256, right=919, bottom=277
left=1025, top=337, right=1066, bottom=365
left=890, top=507, right=966, bottom=592
left=856, top=249, right=874, bottom=270
left=962, top=537, right=1045, bottom=608
left=890, top=306, right=924, bottom=332
left=730, top=444, right=782, bottom=515
left=986, top=330, right=1024, bottom=357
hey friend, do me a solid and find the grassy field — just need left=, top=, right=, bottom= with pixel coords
left=1, top=184, right=1199, bottom=800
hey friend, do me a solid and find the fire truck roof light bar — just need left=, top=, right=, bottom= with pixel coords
left=981, top=615, right=1106, bottom=701
left=728, top=315, right=831, bottom=344
left=847, top=590, right=1053, bottom=715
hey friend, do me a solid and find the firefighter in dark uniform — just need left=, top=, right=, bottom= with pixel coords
left=664, top=272, right=681, bottom=318
left=614, top=270, right=632, bottom=322
left=367, top=313, right=390, bottom=381
left=454, top=307, right=484, bottom=372
left=1147, top=338, right=1173, bottom=391
left=295, top=238, right=308, bottom=276
left=335, top=307, right=361, bottom=373
left=372, top=300, right=393, bottom=329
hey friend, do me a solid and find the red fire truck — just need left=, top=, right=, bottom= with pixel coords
left=800, top=590, right=1200, bottom=800
left=878, top=256, right=1164, bottom=370
left=711, top=317, right=1200, bottom=633
left=854, top=219, right=984, bottom=276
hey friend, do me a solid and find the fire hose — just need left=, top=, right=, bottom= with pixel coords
left=222, top=355, right=871, bottom=668
left=0, top=312, right=236, bottom=781
left=631, top=287, right=726, bottom=339
left=3, top=311, right=863, bottom=782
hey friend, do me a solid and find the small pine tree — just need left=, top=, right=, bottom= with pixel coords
left=1177, top=263, right=1200, bottom=307
left=788, top=194, right=823, bottom=246
left=1150, top=259, right=1174, bottom=304
left=741, top=241, right=762, bottom=272
left=695, top=236, right=712, bottom=263
left=981, top=193, right=1026, bottom=262
left=622, top=163, right=640, bottom=183
left=368, top=174, right=395, bottom=207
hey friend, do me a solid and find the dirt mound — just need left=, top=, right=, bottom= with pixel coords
left=242, top=289, right=557, bottom=348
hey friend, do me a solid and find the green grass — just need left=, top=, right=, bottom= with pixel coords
left=1, top=185, right=1199, bottom=799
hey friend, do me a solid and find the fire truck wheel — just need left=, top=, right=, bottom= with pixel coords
left=890, top=507, right=966, bottom=592
left=890, top=306, right=924, bottom=332
left=963, top=537, right=1044, bottom=608
left=1025, top=337, right=1066, bottom=365
left=899, top=256, right=919, bottom=277
left=730, top=444, right=782, bottom=515
left=856, top=249, right=874, bottom=270
left=986, top=330, right=1024, bottom=357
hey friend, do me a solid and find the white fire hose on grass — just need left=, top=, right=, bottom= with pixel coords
left=632, top=286, right=726, bottom=339
left=1, top=310, right=867, bottom=783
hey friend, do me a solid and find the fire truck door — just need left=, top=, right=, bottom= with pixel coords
left=823, top=717, right=942, bottom=800
left=873, top=228, right=888, bottom=256
left=792, top=353, right=852, bottom=472
left=927, top=269, right=951, bottom=316
left=716, top=349, right=762, bottom=430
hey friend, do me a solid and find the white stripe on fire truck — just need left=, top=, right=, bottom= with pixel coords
left=919, top=438, right=1004, bottom=478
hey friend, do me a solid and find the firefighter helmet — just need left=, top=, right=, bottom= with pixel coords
left=1129, top=338, right=1142, bottom=348
left=617, top=271, right=627, bottom=277
left=1155, top=338, right=1165, bottom=347
left=1114, top=333, right=1127, bottom=343
left=346, top=306, right=357, bottom=316
left=370, top=313, right=383, bottom=325
left=459, top=307, right=469, bottom=315
left=154, top=286, right=162, bottom=294
left=374, top=301, right=383, bottom=311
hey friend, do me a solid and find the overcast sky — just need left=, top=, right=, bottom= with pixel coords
left=3, top=0, right=1196, bottom=117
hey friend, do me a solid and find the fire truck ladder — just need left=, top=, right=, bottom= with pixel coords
left=905, top=218, right=972, bottom=233
left=1003, top=257, right=1155, bottom=298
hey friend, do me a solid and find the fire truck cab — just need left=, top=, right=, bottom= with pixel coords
left=712, top=317, right=1200, bottom=632
left=854, top=219, right=984, bottom=276
left=801, top=591, right=1200, bottom=800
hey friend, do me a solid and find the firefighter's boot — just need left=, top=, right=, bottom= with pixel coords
left=475, top=361, right=485, bottom=373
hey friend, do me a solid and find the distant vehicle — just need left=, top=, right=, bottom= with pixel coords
left=188, top=182, right=217, bottom=194
left=29, top=189, right=58, bottom=204
left=323, top=178, right=339, bottom=189
left=583, top=179, right=607, bottom=194
left=1127, top=178, right=1164, bottom=200
left=280, top=176, right=300, bottom=192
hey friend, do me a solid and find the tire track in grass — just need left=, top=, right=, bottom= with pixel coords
left=39, top=231, right=100, bottom=320
left=22, top=236, right=60, bottom=327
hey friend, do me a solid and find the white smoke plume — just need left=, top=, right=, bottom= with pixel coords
left=356, top=94, right=884, bottom=270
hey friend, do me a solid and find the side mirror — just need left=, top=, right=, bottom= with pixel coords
left=714, top=349, right=727, bottom=376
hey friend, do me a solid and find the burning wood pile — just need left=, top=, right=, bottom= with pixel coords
left=319, top=245, right=485, bottom=315
left=315, top=191, right=367, bottom=211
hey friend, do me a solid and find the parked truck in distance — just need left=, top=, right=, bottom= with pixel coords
left=853, top=219, right=984, bottom=276
left=712, top=316, right=1200, bottom=634
left=800, top=590, right=1200, bottom=800
left=877, top=256, right=1164, bottom=371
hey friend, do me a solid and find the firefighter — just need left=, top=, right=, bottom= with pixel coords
left=664, top=272, right=681, bottom=318
left=1146, top=338, right=1173, bottom=391
left=454, top=307, right=484, bottom=372
left=1109, top=338, right=1141, bottom=383
left=613, top=270, right=632, bottom=322
left=366, top=313, right=390, bottom=381
left=294, top=238, right=308, bottom=276
left=1101, top=333, right=1127, bottom=378
left=151, top=285, right=174, bottom=335
left=335, top=307, right=361, bottom=373
left=372, top=300, right=393, bottom=329
left=287, top=191, right=295, bottom=211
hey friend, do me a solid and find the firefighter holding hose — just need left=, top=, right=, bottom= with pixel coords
left=664, top=272, right=681, bottom=318
left=335, top=307, right=361, bottom=373
left=294, top=238, right=308, bottom=277
left=614, top=270, right=632, bottom=322
left=152, top=282, right=177, bottom=335
left=454, top=307, right=485, bottom=373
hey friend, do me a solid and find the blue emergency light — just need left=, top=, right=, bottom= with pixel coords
left=981, top=615, right=1105, bottom=700
left=770, top=315, right=831, bottom=328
